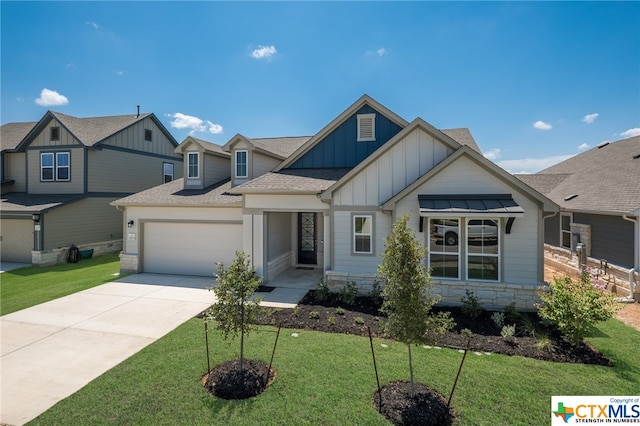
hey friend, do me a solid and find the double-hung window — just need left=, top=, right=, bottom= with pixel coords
left=428, top=217, right=500, bottom=281
left=353, top=215, right=373, bottom=254
left=560, top=213, right=572, bottom=249
left=187, top=152, right=199, bottom=178
left=41, top=152, right=70, bottom=181
left=236, top=150, right=248, bottom=178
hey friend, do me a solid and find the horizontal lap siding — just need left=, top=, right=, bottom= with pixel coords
left=27, top=148, right=85, bottom=194
left=204, top=154, right=230, bottom=187
left=5, top=152, right=26, bottom=192
left=332, top=210, right=391, bottom=274
left=573, top=212, right=634, bottom=268
left=44, top=197, right=123, bottom=250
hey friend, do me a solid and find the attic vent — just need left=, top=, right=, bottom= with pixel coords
left=597, top=141, right=610, bottom=149
left=633, top=153, right=640, bottom=160
left=357, top=113, right=376, bottom=142
left=564, top=194, right=578, bottom=201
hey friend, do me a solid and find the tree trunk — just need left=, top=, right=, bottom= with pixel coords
left=240, top=304, right=245, bottom=373
left=408, top=344, right=415, bottom=397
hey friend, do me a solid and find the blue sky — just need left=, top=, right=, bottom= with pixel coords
left=2, top=1, right=639, bottom=173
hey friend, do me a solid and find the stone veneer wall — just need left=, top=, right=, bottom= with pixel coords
left=119, top=253, right=140, bottom=274
left=325, top=270, right=539, bottom=311
left=32, top=240, right=122, bottom=267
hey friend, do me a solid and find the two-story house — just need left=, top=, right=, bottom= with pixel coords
left=0, top=110, right=183, bottom=265
left=113, top=95, right=558, bottom=310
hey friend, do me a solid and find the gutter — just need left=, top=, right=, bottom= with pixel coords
left=621, top=213, right=639, bottom=302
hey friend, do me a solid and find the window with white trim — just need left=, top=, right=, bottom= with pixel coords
left=560, top=213, right=572, bottom=249
left=187, top=152, right=199, bottom=178
left=428, top=217, right=500, bottom=281
left=428, top=218, right=460, bottom=279
left=163, top=162, right=174, bottom=183
left=40, top=152, right=70, bottom=181
left=236, top=150, right=248, bottom=178
left=357, top=113, right=376, bottom=141
left=353, top=215, right=373, bottom=254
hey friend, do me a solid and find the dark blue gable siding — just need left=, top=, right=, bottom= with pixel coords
left=289, top=105, right=403, bottom=169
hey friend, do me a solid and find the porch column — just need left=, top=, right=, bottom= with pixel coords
left=243, top=212, right=264, bottom=278
left=323, top=211, right=331, bottom=271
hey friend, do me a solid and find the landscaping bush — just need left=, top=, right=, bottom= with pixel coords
left=537, top=274, right=621, bottom=346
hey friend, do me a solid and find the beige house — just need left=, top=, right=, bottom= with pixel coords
left=113, top=95, right=558, bottom=309
left=0, top=110, right=182, bottom=264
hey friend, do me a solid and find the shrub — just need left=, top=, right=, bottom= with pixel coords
left=354, top=316, right=365, bottom=325
left=369, top=280, right=383, bottom=305
left=537, top=275, right=621, bottom=346
left=491, top=312, right=505, bottom=329
left=504, top=302, right=520, bottom=323
left=315, top=278, right=330, bottom=303
left=501, top=324, right=516, bottom=343
left=335, top=307, right=345, bottom=315
left=327, top=316, right=336, bottom=326
left=309, top=311, right=320, bottom=320
left=293, top=307, right=300, bottom=317
left=338, top=281, right=358, bottom=305
left=461, top=290, right=483, bottom=319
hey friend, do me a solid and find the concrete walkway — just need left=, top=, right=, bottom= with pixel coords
left=0, top=272, right=308, bottom=426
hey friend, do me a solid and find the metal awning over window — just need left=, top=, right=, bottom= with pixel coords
left=418, top=194, right=525, bottom=218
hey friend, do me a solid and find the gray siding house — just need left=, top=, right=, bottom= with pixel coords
left=114, top=95, right=558, bottom=310
left=0, top=110, right=183, bottom=264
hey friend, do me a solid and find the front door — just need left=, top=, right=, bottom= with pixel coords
left=297, top=212, right=317, bottom=265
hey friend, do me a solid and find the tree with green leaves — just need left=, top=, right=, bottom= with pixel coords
left=378, top=215, right=453, bottom=396
left=205, top=251, right=262, bottom=373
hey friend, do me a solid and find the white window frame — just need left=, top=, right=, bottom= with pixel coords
left=353, top=214, right=373, bottom=254
left=428, top=218, right=461, bottom=279
left=55, top=152, right=70, bottom=181
left=187, top=152, right=199, bottom=178
left=560, top=212, right=572, bottom=249
left=235, top=150, right=248, bottom=178
left=357, top=113, right=376, bottom=142
left=163, top=162, right=174, bottom=183
left=41, top=152, right=70, bottom=182
left=466, top=218, right=500, bottom=282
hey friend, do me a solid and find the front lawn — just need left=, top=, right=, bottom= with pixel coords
left=1, top=253, right=123, bottom=315
left=28, top=317, right=640, bottom=425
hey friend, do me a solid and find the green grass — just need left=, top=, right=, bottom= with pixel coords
left=1, top=254, right=124, bottom=315
left=28, top=318, right=640, bottom=425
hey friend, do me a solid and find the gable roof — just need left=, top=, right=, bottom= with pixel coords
left=382, top=145, right=558, bottom=212
left=516, top=136, right=640, bottom=214
left=0, top=121, right=37, bottom=152
left=176, top=136, right=230, bottom=158
left=12, top=110, right=178, bottom=150
left=441, top=128, right=481, bottom=153
left=229, top=168, right=351, bottom=195
left=275, top=95, right=409, bottom=171
left=222, top=134, right=310, bottom=160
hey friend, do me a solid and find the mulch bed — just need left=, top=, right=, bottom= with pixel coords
left=203, top=359, right=275, bottom=400
left=256, top=290, right=612, bottom=366
left=375, top=381, right=455, bottom=426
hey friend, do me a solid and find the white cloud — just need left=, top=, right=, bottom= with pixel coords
left=167, top=113, right=223, bottom=135
left=483, top=148, right=501, bottom=161
left=582, top=113, right=599, bottom=124
left=578, top=143, right=589, bottom=150
left=533, top=120, right=552, bottom=130
left=620, top=128, right=640, bottom=138
left=35, top=88, right=69, bottom=107
left=367, top=47, right=387, bottom=56
left=86, top=21, right=101, bottom=30
left=497, top=154, right=574, bottom=174
left=251, top=45, right=277, bottom=59
left=117, top=70, right=124, bottom=76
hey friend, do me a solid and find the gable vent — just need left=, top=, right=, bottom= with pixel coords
left=357, top=113, right=376, bottom=142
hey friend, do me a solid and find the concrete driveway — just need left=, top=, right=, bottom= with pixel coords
left=0, top=273, right=217, bottom=426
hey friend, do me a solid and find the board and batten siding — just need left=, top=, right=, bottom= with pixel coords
left=333, top=128, right=453, bottom=206
left=27, top=147, right=85, bottom=194
left=100, top=117, right=177, bottom=157
left=5, top=152, right=26, bottom=192
left=290, top=105, right=403, bottom=169
left=394, top=155, right=542, bottom=284
left=87, top=149, right=182, bottom=193
left=43, top=197, right=123, bottom=250
left=30, top=118, right=81, bottom=147
left=573, top=212, right=634, bottom=268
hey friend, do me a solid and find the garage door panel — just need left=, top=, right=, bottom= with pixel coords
left=1, top=219, right=33, bottom=263
left=143, top=222, right=242, bottom=276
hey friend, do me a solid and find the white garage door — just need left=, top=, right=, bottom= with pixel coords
left=143, top=222, right=243, bottom=276
left=0, top=219, right=34, bottom=263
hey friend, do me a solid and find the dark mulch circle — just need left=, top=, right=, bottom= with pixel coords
left=374, top=381, right=455, bottom=426
left=203, top=359, right=275, bottom=400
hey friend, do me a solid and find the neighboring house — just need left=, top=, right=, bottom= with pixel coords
left=113, top=95, right=558, bottom=309
left=0, top=110, right=183, bottom=264
left=517, top=136, right=640, bottom=275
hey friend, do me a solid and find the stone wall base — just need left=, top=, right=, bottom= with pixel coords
left=32, top=240, right=122, bottom=267
left=119, top=253, right=140, bottom=275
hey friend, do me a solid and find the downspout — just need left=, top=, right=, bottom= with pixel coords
left=621, top=213, right=638, bottom=302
